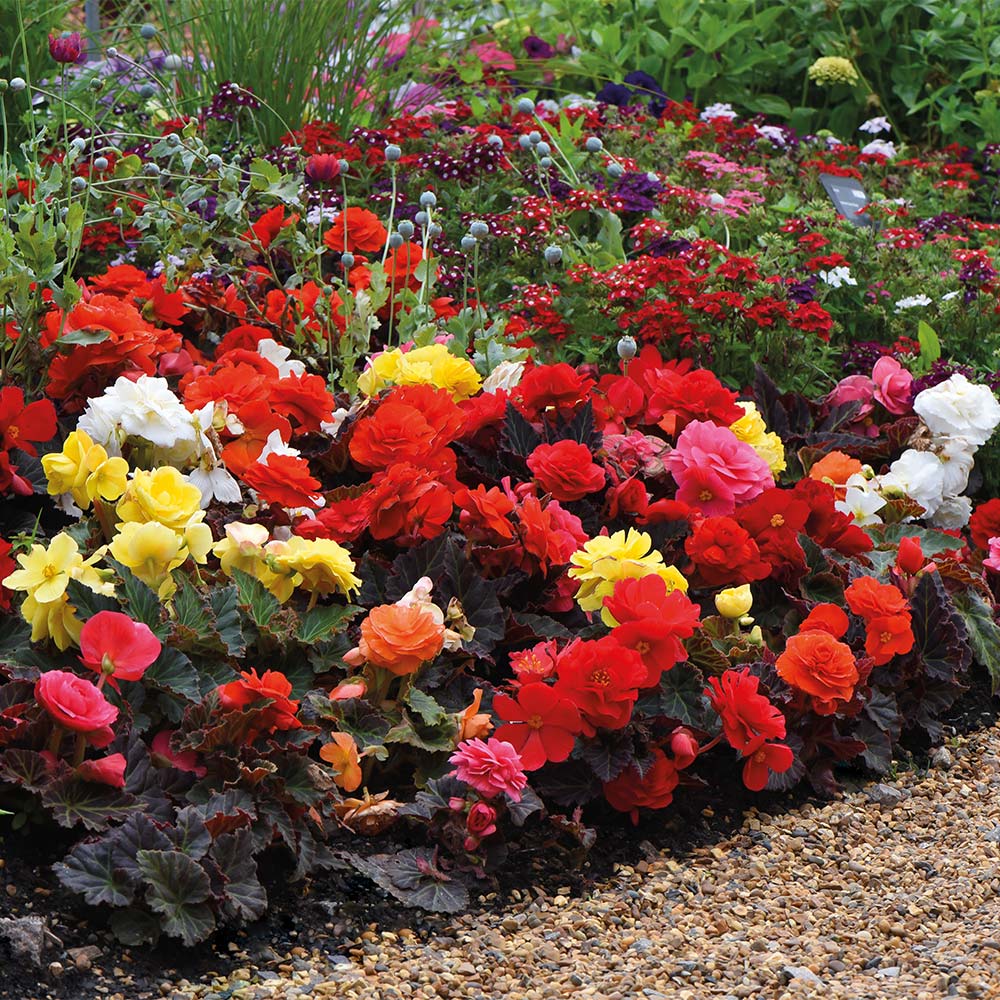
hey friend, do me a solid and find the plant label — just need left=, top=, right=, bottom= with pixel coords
left=819, top=174, right=874, bottom=228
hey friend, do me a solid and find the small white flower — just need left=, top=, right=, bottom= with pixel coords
left=861, top=138, right=896, bottom=158
left=189, top=464, right=242, bottom=507
left=320, top=407, right=352, bottom=438
left=941, top=290, right=961, bottom=302
left=914, top=374, right=1000, bottom=447
left=894, top=294, right=933, bottom=312
left=257, top=429, right=299, bottom=463
left=818, top=266, right=857, bottom=289
left=482, top=360, right=527, bottom=393
left=835, top=473, right=886, bottom=526
left=756, top=125, right=787, bottom=147
left=859, top=116, right=892, bottom=134
left=258, top=338, right=305, bottom=378
left=700, top=102, right=736, bottom=121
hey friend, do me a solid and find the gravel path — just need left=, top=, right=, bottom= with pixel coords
left=173, top=724, right=1000, bottom=1000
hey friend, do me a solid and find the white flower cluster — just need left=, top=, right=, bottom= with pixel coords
left=880, top=374, right=1000, bottom=527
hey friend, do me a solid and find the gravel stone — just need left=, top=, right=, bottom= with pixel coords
left=157, top=723, right=1000, bottom=1000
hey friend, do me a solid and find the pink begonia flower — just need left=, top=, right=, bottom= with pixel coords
left=872, top=357, right=914, bottom=415
left=76, top=753, right=127, bottom=788
left=827, top=374, right=875, bottom=418
left=449, top=737, right=528, bottom=801
left=666, top=420, right=773, bottom=516
left=151, top=730, right=207, bottom=777
left=984, top=537, right=1000, bottom=574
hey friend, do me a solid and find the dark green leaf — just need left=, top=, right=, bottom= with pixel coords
left=574, top=731, right=634, bottom=782
left=0, top=749, right=50, bottom=791
left=501, top=402, right=542, bottom=458
left=145, top=647, right=202, bottom=703
left=635, top=665, right=709, bottom=727
left=209, top=585, right=246, bottom=656
left=109, top=907, right=162, bottom=946
left=109, top=560, right=166, bottom=635
left=510, top=612, right=572, bottom=640
left=346, top=848, right=469, bottom=913
left=169, top=806, right=212, bottom=860
left=405, top=687, right=448, bottom=727
left=506, top=786, right=544, bottom=827
left=42, top=775, right=141, bottom=831
left=212, top=828, right=267, bottom=921
left=55, top=839, right=135, bottom=907
left=399, top=775, right=466, bottom=821
left=136, top=850, right=215, bottom=945
left=110, top=814, right=173, bottom=876
left=66, top=578, right=119, bottom=618
left=952, top=589, right=1000, bottom=694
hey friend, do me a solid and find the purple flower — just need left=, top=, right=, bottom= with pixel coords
left=524, top=35, right=555, bottom=59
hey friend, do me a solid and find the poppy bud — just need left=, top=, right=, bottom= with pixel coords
left=305, top=153, right=341, bottom=182
left=49, top=32, right=85, bottom=64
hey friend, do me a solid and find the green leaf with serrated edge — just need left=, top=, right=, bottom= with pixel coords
left=208, top=585, right=245, bottom=655
left=385, top=714, right=457, bottom=752
left=212, top=828, right=267, bottom=921
left=405, top=687, right=448, bottom=727
left=108, top=559, right=166, bottom=636
left=55, top=840, right=135, bottom=907
left=953, top=590, right=1000, bottom=694
left=345, top=848, right=469, bottom=913
left=510, top=612, right=573, bottom=639
left=231, top=568, right=281, bottom=629
left=41, top=775, right=141, bottom=831
left=173, top=576, right=210, bottom=633
left=297, top=604, right=361, bottom=644
left=136, top=850, right=215, bottom=946
left=865, top=523, right=964, bottom=557
left=65, top=578, right=119, bottom=619
left=145, top=647, right=202, bottom=702
left=635, top=665, right=709, bottom=728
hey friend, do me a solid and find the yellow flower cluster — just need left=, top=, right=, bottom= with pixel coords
left=730, top=401, right=786, bottom=475
left=356, top=343, right=482, bottom=400
left=3, top=533, right=113, bottom=649
left=213, top=523, right=360, bottom=603
left=110, top=467, right=213, bottom=598
left=808, top=56, right=859, bottom=87
left=568, top=528, right=687, bottom=626
left=41, top=430, right=129, bottom=510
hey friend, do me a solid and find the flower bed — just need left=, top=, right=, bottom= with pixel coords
left=3, top=23, right=1000, bottom=948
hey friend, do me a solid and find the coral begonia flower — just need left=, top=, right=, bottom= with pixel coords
left=79, top=610, right=162, bottom=686
left=705, top=669, right=786, bottom=755
left=320, top=732, right=363, bottom=792
left=76, top=752, right=127, bottom=788
left=0, top=386, right=57, bottom=456
left=493, top=682, right=582, bottom=770
left=865, top=614, right=915, bottom=665
left=742, top=742, right=794, bottom=792
left=798, top=603, right=849, bottom=639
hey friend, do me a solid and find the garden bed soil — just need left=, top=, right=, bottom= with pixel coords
left=1, top=667, right=995, bottom=1000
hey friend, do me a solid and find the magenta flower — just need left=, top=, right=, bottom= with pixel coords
left=49, top=33, right=86, bottom=65
left=448, top=737, right=528, bottom=801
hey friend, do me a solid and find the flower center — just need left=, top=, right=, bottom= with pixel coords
left=752, top=747, right=767, bottom=764
left=591, top=668, right=612, bottom=687
left=699, top=489, right=714, bottom=501
left=7, top=426, right=18, bottom=439
left=880, top=630, right=892, bottom=644
left=634, top=640, right=651, bottom=656
left=526, top=714, right=544, bottom=730
left=770, top=514, right=785, bottom=527
left=42, top=563, right=58, bottom=580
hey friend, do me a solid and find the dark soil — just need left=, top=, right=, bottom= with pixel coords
left=1, top=667, right=996, bottom=1000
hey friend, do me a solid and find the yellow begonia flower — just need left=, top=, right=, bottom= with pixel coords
left=116, top=466, right=205, bottom=533
left=42, top=431, right=130, bottom=510
left=730, top=401, right=786, bottom=475
left=4, top=534, right=113, bottom=650
left=715, top=584, right=753, bottom=620
left=357, top=343, right=482, bottom=401
left=267, top=536, right=361, bottom=597
left=213, top=523, right=293, bottom=600
left=5, top=533, right=85, bottom=604
left=568, top=528, right=687, bottom=626
left=110, top=521, right=190, bottom=599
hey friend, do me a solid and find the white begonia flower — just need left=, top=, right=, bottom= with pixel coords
left=879, top=449, right=946, bottom=518
left=929, top=494, right=972, bottom=530
left=188, top=464, right=242, bottom=507
left=835, top=473, right=887, bottom=526
left=320, top=407, right=352, bottom=438
left=700, top=102, right=736, bottom=121
left=482, top=360, right=527, bottom=393
left=256, top=429, right=299, bottom=463
left=914, top=374, right=1000, bottom=448
left=933, top=436, right=976, bottom=496
left=818, top=266, right=857, bottom=289
left=78, top=394, right=126, bottom=455
left=93, top=375, right=197, bottom=450
left=861, top=138, right=896, bottom=158
left=859, top=116, right=891, bottom=134
left=894, top=294, right=932, bottom=312
left=258, top=338, right=305, bottom=378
